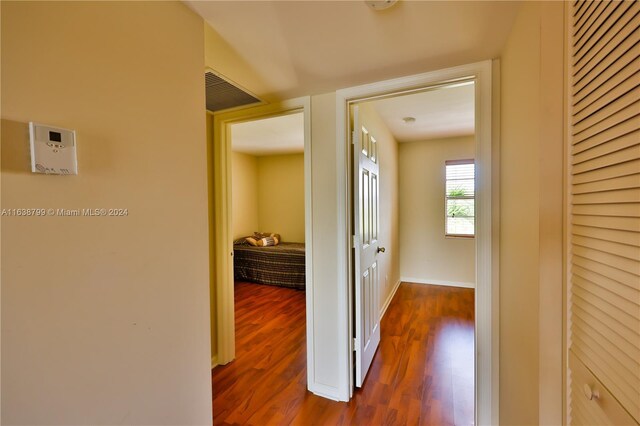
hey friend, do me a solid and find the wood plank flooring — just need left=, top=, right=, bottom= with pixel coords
left=212, top=281, right=474, bottom=426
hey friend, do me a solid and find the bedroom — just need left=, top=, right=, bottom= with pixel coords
left=212, top=111, right=308, bottom=403
left=230, top=112, right=306, bottom=291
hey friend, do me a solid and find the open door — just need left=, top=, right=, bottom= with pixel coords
left=352, top=106, right=383, bottom=387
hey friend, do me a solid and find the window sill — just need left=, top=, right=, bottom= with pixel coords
left=445, top=234, right=475, bottom=239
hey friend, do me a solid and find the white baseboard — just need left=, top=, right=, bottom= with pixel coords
left=380, top=279, right=402, bottom=319
left=308, top=382, right=345, bottom=402
left=401, top=277, right=475, bottom=289
left=211, top=355, right=218, bottom=369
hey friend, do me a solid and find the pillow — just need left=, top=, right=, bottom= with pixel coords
left=253, top=232, right=281, bottom=245
left=256, top=236, right=277, bottom=247
left=244, top=236, right=259, bottom=246
left=233, top=237, right=251, bottom=245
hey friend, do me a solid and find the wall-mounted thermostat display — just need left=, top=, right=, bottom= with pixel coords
left=29, top=122, right=78, bottom=175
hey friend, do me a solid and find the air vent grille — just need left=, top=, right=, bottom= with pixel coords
left=205, top=72, right=260, bottom=112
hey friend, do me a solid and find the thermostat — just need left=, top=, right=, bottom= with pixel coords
left=29, top=122, right=78, bottom=175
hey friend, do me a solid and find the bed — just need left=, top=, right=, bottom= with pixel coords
left=233, top=242, right=306, bottom=290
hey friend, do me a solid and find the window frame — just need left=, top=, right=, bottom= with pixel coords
left=444, top=158, right=475, bottom=238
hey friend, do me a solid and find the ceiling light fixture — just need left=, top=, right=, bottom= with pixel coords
left=365, top=0, right=398, bottom=11
left=402, top=116, right=416, bottom=124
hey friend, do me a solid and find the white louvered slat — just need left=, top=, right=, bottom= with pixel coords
left=573, top=303, right=640, bottom=355
left=572, top=234, right=640, bottom=260
left=572, top=254, right=639, bottom=290
left=573, top=1, right=600, bottom=36
left=572, top=215, right=639, bottom=233
left=574, top=1, right=636, bottom=58
left=572, top=116, right=639, bottom=149
left=573, top=85, right=640, bottom=132
left=574, top=1, right=611, bottom=45
left=572, top=158, right=640, bottom=184
left=572, top=244, right=639, bottom=275
left=573, top=129, right=639, bottom=157
left=572, top=103, right=640, bottom=140
left=573, top=29, right=639, bottom=94
left=572, top=265, right=640, bottom=308
left=569, top=2, right=639, bottom=424
left=572, top=188, right=640, bottom=205
left=573, top=1, right=639, bottom=76
left=575, top=40, right=639, bottom=111
left=573, top=224, right=640, bottom=246
left=572, top=144, right=640, bottom=174
left=573, top=0, right=589, bottom=20
left=573, top=189, right=640, bottom=205
left=571, top=283, right=639, bottom=343
left=572, top=275, right=639, bottom=319
left=572, top=202, right=640, bottom=217
left=572, top=316, right=639, bottom=388
left=573, top=1, right=637, bottom=70
left=572, top=173, right=640, bottom=194
left=571, top=288, right=638, bottom=345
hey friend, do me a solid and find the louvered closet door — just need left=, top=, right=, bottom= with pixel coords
left=568, top=1, right=640, bottom=425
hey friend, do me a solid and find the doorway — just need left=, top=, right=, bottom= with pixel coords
left=336, top=61, right=498, bottom=425
left=211, top=98, right=313, bottom=371
left=349, top=82, right=477, bottom=424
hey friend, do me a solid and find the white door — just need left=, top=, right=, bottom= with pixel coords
left=352, top=106, right=383, bottom=387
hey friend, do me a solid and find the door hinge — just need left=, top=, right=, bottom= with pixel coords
left=352, top=235, right=357, bottom=248
left=351, top=130, right=356, bottom=145
left=353, top=337, right=358, bottom=351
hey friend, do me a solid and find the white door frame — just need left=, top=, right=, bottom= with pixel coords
left=335, top=60, right=499, bottom=425
left=212, top=97, right=313, bottom=370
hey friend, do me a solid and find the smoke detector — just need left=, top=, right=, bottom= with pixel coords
left=365, top=0, right=398, bottom=11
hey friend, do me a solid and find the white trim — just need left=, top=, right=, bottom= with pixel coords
left=308, top=382, right=343, bottom=402
left=401, top=277, right=475, bottom=289
left=336, top=60, right=499, bottom=425
left=212, top=98, right=314, bottom=389
left=563, top=2, right=572, bottom=423
left=380, top=279, right=402, bottom=319
left=211, top=355, right=218, bottom=369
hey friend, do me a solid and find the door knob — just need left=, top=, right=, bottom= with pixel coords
left=377, top=247, right=386, bottom=253
left=582, top=384, right=600, bottom=401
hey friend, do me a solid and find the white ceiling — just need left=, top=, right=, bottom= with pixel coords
left=231, top=112, right=304, bottom=156
left=230, top=83, right=473, bottom=153
left=367, top=82, right=475, bottom=142
left=184, top=1, right=521, bottom=100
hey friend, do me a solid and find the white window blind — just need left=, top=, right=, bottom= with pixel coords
left=568, top=1, right=640, bottom=425
left=445, top=160, right=475, bottom=237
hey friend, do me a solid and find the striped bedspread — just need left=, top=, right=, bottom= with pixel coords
left=233, top=242, right=305, bottom=290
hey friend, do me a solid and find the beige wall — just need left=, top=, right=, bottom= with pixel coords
left=203, top=24, right=274, bottom=102
left=499, top=2, right=564, bottom=424
left=398, top=136, right=475, bottom=287
left=358, top=103, right=401, bottom=313
left=309, top=92, right=341, bottom=389
left=231, top=152, right=259, bottom=239
left=1, top=2, right=212, bottom=424
left=231, top=152, right=305, bottom=242
left=257, top=154, right=305, bottom=243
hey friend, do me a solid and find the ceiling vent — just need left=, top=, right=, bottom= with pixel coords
left=205, top=70, right=261, bottom=112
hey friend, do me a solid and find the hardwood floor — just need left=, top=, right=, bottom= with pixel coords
left=212, top=281, right=474, bottom=426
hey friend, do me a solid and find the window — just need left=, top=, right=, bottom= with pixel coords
left=445, top=159, right=475, bottom=237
